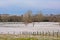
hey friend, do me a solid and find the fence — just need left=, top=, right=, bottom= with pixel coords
left=0, top=30, right=60, bottom=40
left=0, top=22, right=60, bottom=40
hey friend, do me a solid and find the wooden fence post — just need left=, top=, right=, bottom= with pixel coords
left=48, top=31, right=50, bottom=36
left=57, top=30, right=59, bottom=40
left=52, top=31, right=54, bottom=40
left=37, top=31, right=38, bottom=35
left=40, top=32, right=41, bottom=36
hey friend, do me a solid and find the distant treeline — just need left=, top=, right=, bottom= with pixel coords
left=0, top=11, right=60, bottom=22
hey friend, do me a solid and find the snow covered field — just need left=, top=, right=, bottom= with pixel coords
left=0, top=22, right=60, bottom=34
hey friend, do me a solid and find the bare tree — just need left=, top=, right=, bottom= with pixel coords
left=23, top=10, right=33, bottom=25
left=33, top=11, right=44, bottom=22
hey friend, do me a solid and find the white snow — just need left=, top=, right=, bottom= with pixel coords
left=0, top=22, right=60, bottom=34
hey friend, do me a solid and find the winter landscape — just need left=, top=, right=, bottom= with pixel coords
left=0, top=22, right=60, bottom=34
left=0, top=0, right=60, bottom=40
left=0, top=22, right=60, bottom=40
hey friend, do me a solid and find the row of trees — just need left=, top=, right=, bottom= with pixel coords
left=0, top=11, right=60, bottom=23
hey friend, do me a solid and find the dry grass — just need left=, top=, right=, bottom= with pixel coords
left=0, top=34, right=60, bottom=40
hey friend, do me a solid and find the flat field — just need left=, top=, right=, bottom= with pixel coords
left=0, top=22, right=60, bottom=34
left=0, top=34, right=60, bottom=40
left=0, top=22, right=60, bottom=40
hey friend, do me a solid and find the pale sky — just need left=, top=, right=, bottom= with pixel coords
left=0, top=0, right=60, bottom=15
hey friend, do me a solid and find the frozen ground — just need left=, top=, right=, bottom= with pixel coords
left=0, top=22, right=60, bottom=34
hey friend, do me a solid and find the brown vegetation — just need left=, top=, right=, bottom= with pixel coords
left=0, top=11, right=60, bottom=23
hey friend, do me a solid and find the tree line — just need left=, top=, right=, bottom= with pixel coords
left=0, top=11, right=60, bottom=23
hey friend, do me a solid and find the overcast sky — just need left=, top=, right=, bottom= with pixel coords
left=0, top=0, right=60, bottom=15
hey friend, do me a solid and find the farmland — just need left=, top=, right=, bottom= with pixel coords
left=0, top=34, right=60, bottom=40
left=0, top=22, right=60, bottom=40
left=0, top=22, right=60, bottom=34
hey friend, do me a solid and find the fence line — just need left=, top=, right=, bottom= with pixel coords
left=0, top=30, right=60, bottom=36
left=0, top=30, right=60, bottom=40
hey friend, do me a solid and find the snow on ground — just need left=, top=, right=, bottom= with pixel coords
left=0, top=22, right=60, bottom=34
